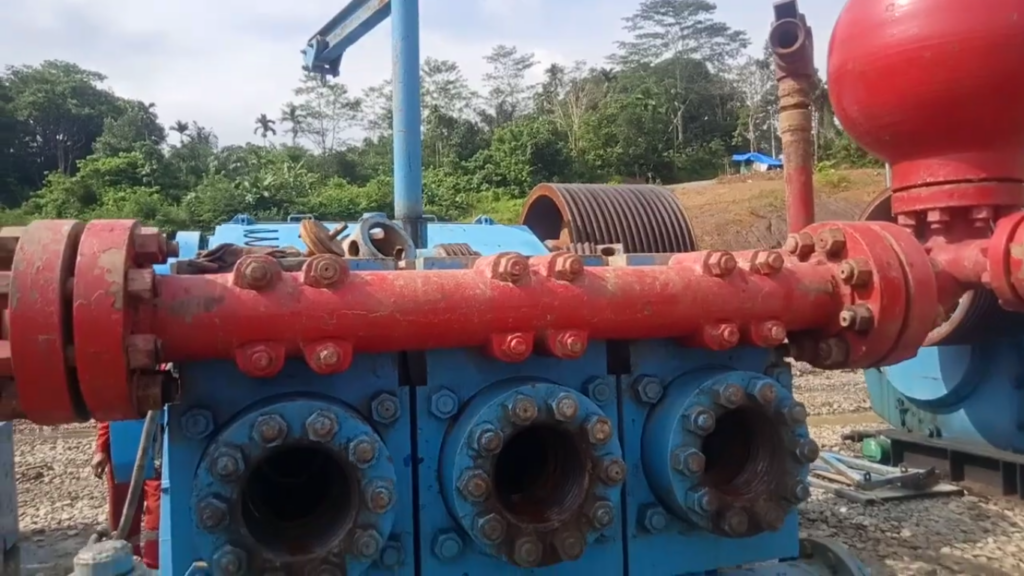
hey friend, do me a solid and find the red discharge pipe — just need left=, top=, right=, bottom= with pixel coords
left=140, top=252, right=842, bottom=362
left=770, top=0, right=816, bottom=233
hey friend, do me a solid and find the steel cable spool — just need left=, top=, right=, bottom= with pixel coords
left=859, top=189, right=1024, bottom=345
left=520, top=184, right=699, bottom=254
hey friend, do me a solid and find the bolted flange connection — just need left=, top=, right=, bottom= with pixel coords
left=191, top=398, right=398, bottom=573
left=641, top=369, right=816, bottom=539
left=439, top=380, right=624, bottom=568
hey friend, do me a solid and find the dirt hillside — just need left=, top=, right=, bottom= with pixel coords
left=673, top=169, right=887, bottom=250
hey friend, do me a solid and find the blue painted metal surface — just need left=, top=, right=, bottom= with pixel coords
left=865, top=338, right=1024, bottom=453
left=0, top=423, right=17, bottom=563
left=301, top=0, right=392, bottom=77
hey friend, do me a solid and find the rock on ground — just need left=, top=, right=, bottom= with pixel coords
left=9, top=363, right=1024, bottom=574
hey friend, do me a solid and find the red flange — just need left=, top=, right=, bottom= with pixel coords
left=987, top=212, right=1024, bottom=311
left=9, top=221, right=85, bottom=424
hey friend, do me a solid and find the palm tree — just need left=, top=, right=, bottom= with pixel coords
left=253, top=113, right=277, bottom=145
left=170, top=120, right=190, bottom=144
left=279, top=104, right=304, bottom=145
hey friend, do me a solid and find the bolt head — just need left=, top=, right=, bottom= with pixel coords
left=751, top=380, right=778, bottom=406
left=475, top=426, right=503, bottom=455
left=371, top=393, right=401, bottom=424
left=353, top=529, right=383, bottom=559
left=757, top=502, right=786, bottom=531
left=252, top=414, right=288, bottom=446
left=585, top=378, right=612, bottom=405
left=349, top=437, right=378, bottom=468
left=641, top=504, right=668, bottom=533
left=816, top=228, right=846, bottom=256
left=212, top=545, right=247, bottom=575
left=458, top=469, right=492, bottom=501
left=181, top=409, right=214, bottom=440
left=687, top=487, right=718, bottom=515
left=634, top=376, right=663, bottom=404
left=784, top=402, right=808, bottom=425
left=791, top=480, right=811, bottom=502
left=475, top=513, right=507, bottom=543
left=513, top=536, right=542, bottom=567
left=551, top=393, right=579, bottom=421
left=196, top=496, right=229, bottom=530
left=671, top=448, right=705, bottom=477
left=430, top=389, right=460, bottom=419
left=305, top=410, right=338, bottom=442
left=600, top=457, right=627, bottom=485
left=365, top=480, right=395, bottom=514
left=795, top=438, right=820, bottom=463
left=722, top=508, right=749, bottom=536
left=432, top=531, right=463, bottom=560
left=509, top=395, right=538, bottom=425
left=210, top=447, right=244, bottom=481
left=713, top=382, right=746, bottom=407
left=589, top=501, right=615, bottom=530
left=555, top=531, right=585, bottom=560
left=686, top=407, right=716, bottom=435
left=378, top=541, right=404, bottom=568
left=585, top=415, right=614, bottom=445
left=705, top=250, right=737, bottom=276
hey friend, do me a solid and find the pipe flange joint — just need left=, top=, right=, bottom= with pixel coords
left=190, top=398, right=398, bottom=573
left=642, top=370, right=811, bottom=538
left=439, top=379, right=623, bottom=567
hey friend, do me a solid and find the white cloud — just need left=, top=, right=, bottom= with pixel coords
left=1, top=0, right=843, bottom=146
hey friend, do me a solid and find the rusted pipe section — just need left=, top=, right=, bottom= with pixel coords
left=770, top=0, right=816, bottom=233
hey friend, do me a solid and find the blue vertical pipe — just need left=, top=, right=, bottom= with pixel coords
left=391, top=0, right=426, bottom=247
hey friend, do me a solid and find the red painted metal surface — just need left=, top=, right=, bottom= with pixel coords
left=829, top=0, right=1024, bottom=210
left=9, top=221, right=84, bottom=424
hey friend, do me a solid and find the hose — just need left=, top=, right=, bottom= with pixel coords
left=115, top=409, right=160, bottom=542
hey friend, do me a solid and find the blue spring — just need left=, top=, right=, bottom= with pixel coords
left=242, top=228, right=279, bottom=247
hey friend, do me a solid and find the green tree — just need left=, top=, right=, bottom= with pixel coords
left=253, top=113, right=277, bottom=144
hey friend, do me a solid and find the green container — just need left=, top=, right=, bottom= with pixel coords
left=862, top=436, right=891, bottom=464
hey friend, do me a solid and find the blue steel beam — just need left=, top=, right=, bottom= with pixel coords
left=302, top=0, right=426, bottom=247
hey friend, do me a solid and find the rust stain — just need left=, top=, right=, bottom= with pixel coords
left=160, top=294, right=226, bottom=323
left=97, top=247, right=128, bottom=310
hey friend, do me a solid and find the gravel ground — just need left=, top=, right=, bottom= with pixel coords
left=8, top=364, right=1024, bottom=574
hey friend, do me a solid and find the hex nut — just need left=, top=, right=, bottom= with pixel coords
left=474, top=426, right=503, bottom=455
left=365, top=480, right=395, bottom=514
left=671, top=448, right=705, bottom=477
left=687, top=487, right=717, bottom=515
left=458, top=469, right=492, bottom=501
left=180, top=409, right=214, bottom=440
left=784, top=402, right=808, bottom=425
left=585, top=378, right=613, bottom=405
left=551, top=393, right=579, bottom=421
left=585, top=415, right=614, bottom=445
left=555, top=531, right=585, bottom=560
left=633, top=376, right=663, bottom=404
left=210, top=446, right=244, bottom=482
left=790, top=480, right=811, bottom=502
left=371, top=393, right=401, bottom=424
left=475, top=513, right=507, bottom=544
left=640, top=504, right=668, bottom=533
left=509, top=395, right=538, bottom=425
left=751, top=380, right=778, bottom=406
left=430, top=389, right=460, bottom=419
left=589, top=500, right=615, bottom=529
left=722, top=508, right=749, bottom=536
left=712, top=382, right=745, bottom=408
left=305, top=410, right=339, bottom=442
left=432, top=531, right=463, bottom=560
left=378, top=541, right=404, bottom=568
left=352, top=529, right=383, bottom=559
left=600, top=458, right=627, bottom=485
left=349, top=437, right=378, bottom=468
left=196, top=496, right=229, bottom=531
left=252, top=414, right=288, bottom=446
left=795, top=438, right=820, bottom=463
left=513, top=536, right=543, bottom=567
left=212, top=545, right=247, bottom=575
left=685, top=407, right=716, bottom=435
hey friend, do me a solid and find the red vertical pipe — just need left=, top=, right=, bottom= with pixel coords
left=770, top=1, right=816, bottom=233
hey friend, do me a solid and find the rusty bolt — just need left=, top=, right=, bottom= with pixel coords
left=458, top=469, right=491, bottom=501
left=687, top=487, right=717, bottom=515
left=757, top=502, right=786, bottom=531
left=752, top=250, right=785, bottom=275
left=555, top=331, right=586, bottom=358
left=722, top=508, right=749, bottom=537
left=196, top=496, right=228, bottom=530
left=252, top=414, right=287, bottom=446
left=371, top=393, right=400, bottom=425
left=600, top=457, right=627, bottom=485
left=475, top=425, right=503, bottom=455
left=126, top=334, right=158, bottom=370
left=703, top=323, right=741, bottom=350
left=585, top=415, right=614, bottom=445
left=815, top=228, right=846, bottom=257
left=585, top=377, right=613, bottom=405
left=837, top=258, right=873, bottom=287
left=795, top=438, right=820, bottom=463
left=633, top=375, right=664, bottom=404
left=495, top=332, right=531, bottom=362
left=551, top=393, right=579, bottom=421
left=494, top=253, right=529, bottom=284
left=305, top=410, right=338, bottom=442
left=783, top=232, right=815, bottom=260
left=314, top=343, right=342, bottom=370
left=555, top=531, right=585, bottom=561
left=685, top=407, right=716, bottom=436
left=312, top=256, right=342, bottom=285
left=671, top=448, right=705, bottom=477
left=783, top=402, right=808, bottom=425
left=126, top=269, right=155, bottom=300
left=712, top=382, right=745, bottom=408
left=551, top=252, right=584, bottom=282
left=430, top=389, right=460, bottom=419
left=705, top=251, right=737, bottom=277
left=513, top=536, right=542, bottom=567
left=839, top=304, right=874, bottom=332
left=509, top=396, right=538, bottom=425
left=352, top=529, right=383, bottom=559
left=248, top=347, right=274, bottom=372
left=349, top=436, right=378, bottom=468
left=641, top=504, right=668, bottom=533
left=589, top=500, right=615, bottom=530
left=239, top=259, right=274, bottom=290
left=365, top=480, right=395, bottom=514
left=751, top=380, right=778, bottom=406
left=475, top=513, right=507, bottom=544
left=211, top=446, right=244, bottom=481
left=816, top=337, right=849, bottom=368
left=133, top=227, right=168, bottom=265
left=212, top=545, right=247, bottom=575
left=753, top=321, right=787, bottom=346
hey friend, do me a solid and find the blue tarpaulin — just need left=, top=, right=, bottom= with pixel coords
left=731, top=152, right=782, bottom=166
